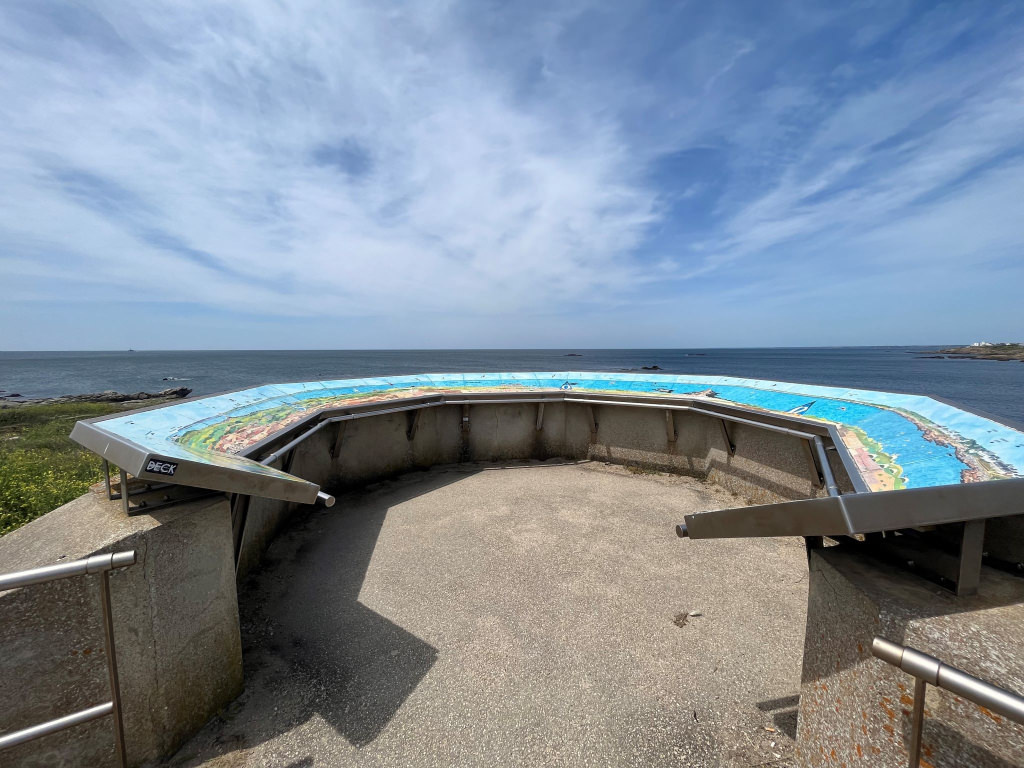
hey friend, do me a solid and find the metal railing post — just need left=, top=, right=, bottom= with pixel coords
left=907, top=676, right=926, bottom=768
left=99, top=569, right=128, bottom=768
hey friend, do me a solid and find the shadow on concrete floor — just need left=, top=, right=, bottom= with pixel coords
left=756, top=694, right=799, bottom=740
left=173, top=461, right=809, bottom=767
left=174, top=469, right=490, bottom=764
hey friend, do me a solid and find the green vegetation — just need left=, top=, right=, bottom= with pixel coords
left=0, top=402, right=125, bottom=535
left=625, top=464, right=659, bottom=475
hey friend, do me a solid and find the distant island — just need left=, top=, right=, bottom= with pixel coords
left=930, top=343, right=1024, bottom=362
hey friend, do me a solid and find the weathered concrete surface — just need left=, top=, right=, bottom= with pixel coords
left=0, top=489, right=243, bottom=767
left=173, top=462, right=809, bottom=767
left=796, top=546, right=1024, bottom=767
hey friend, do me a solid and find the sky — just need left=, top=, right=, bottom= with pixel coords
left=2, top=0, right=1024, bottom=350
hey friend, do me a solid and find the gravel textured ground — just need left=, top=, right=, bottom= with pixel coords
left=172, top=461, right=808, bottom=768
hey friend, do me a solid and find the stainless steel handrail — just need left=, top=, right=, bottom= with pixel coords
left=0, top=551, right=136, bottom=767
left=871, top=636, right=1024, bottom=767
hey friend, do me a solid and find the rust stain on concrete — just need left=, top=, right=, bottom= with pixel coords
left=978, top=704, right=1004, bottom=723
left=880, top=697, right=896, bottom=719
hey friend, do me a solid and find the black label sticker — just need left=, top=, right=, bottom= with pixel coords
left=145, top=458, right=178, bottom=476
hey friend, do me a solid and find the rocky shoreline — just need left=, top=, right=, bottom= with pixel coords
left=928, top=343, right=1024, bottom=361
left=0, top=387, right=192, bottom=406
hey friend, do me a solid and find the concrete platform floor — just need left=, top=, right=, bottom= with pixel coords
left=172, top=461, right=809, bottom=768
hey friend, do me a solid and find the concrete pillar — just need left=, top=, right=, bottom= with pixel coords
left=0, top=490, right=242, bottom=767
left=796, top=546, right=1024, bottom=767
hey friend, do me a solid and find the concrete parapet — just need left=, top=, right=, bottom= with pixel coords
left=2, top=396, right=863, bottom=765
left=796, top=546, right=1024, bottom=767
left=0, top=490, right=242, bottom=767
left=232, top=401, right=849, bottom=579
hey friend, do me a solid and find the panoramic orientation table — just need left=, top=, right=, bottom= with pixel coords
left=71, top=372, right=1024, bottom=499
left=70, top=371, right=1024, bottom=595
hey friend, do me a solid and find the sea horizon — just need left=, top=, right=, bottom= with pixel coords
left=3, top=346, right=1023, bottom=425
left=0, top=343, right=982, bottom=353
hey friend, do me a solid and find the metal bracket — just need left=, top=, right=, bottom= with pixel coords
left=286, top=449, right=299, bottom=473
left=586, top=405, right=598, bottom=441
left=231, top=494, right=252, bottom=569
left=119, top=468, right=130, bottom=516
left=854, top=520, right=987, bottom=596
left=803, top=438, right=825, bottom=489
left=330, top=420, right=347, bottom=458
left=106, top=463, right=213, bottom=516
left=113, top=467, right=219, bottom=516
left=536, top=403, right=545, bottom=431
left=406, top=408, right=421, bottom=441
left=665, top=411, right=677, bottom=444
left=103, top=461, right=138, bottom=505
left=461, top=404, right=471, bottom=433
left=957, top=519, right=985, bottom=596
left=719, top=419, right=735, bottom=455
left=103, top=459, right=113, bottom=499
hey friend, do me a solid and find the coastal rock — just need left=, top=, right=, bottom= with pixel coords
left=9, top=387, right=192, bottom=405
left=932, top=343, right=1024, bottom=362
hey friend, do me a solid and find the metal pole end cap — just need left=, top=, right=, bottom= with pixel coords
left=871, top=636, right=905, bottom=667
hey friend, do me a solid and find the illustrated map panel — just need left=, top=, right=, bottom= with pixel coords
left=85, top=373, right=1024, bottom=492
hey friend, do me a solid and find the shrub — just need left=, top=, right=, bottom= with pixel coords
left=0, top=403, right=124, bottom=535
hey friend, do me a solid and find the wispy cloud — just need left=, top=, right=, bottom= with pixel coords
left=2, top=0, right=1024, bottom=348
left=0, top=1, right=662, bottom=323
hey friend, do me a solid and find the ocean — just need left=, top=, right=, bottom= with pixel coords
left=2, top=347, right=1023, bottom=425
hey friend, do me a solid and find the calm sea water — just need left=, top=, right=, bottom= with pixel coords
left=2, top=347, right=1023, bottom=425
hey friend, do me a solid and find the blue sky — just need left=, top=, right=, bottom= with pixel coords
left=2, top=1, right=1023, bottom=350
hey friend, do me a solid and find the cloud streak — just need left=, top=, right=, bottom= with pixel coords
left=1, top=1, right=662, bottom=322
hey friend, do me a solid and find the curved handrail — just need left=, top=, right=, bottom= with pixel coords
left=871, top=636, right=1024, bottom=767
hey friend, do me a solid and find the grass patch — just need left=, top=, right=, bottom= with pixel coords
left=0, top=402, right=126, bottom=536
left=625, top=464, right=658, bottom=475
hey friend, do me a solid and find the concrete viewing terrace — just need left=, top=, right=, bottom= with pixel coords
left=3, top=378, right=1023, bottom=767
left=171, top=462, right=808, bottom=768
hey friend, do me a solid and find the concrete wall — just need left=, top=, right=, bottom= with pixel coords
left=796, top=546, right=1024, bottom=767
left=222, top=401, right=1024, bottom=768
left=1, top=397, right=857, bottom=765
left=319, top=401, right=843, bottom=503
left=0, top=490, right=242, bottom=767
left=234, top=401, right=847, bottom=579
